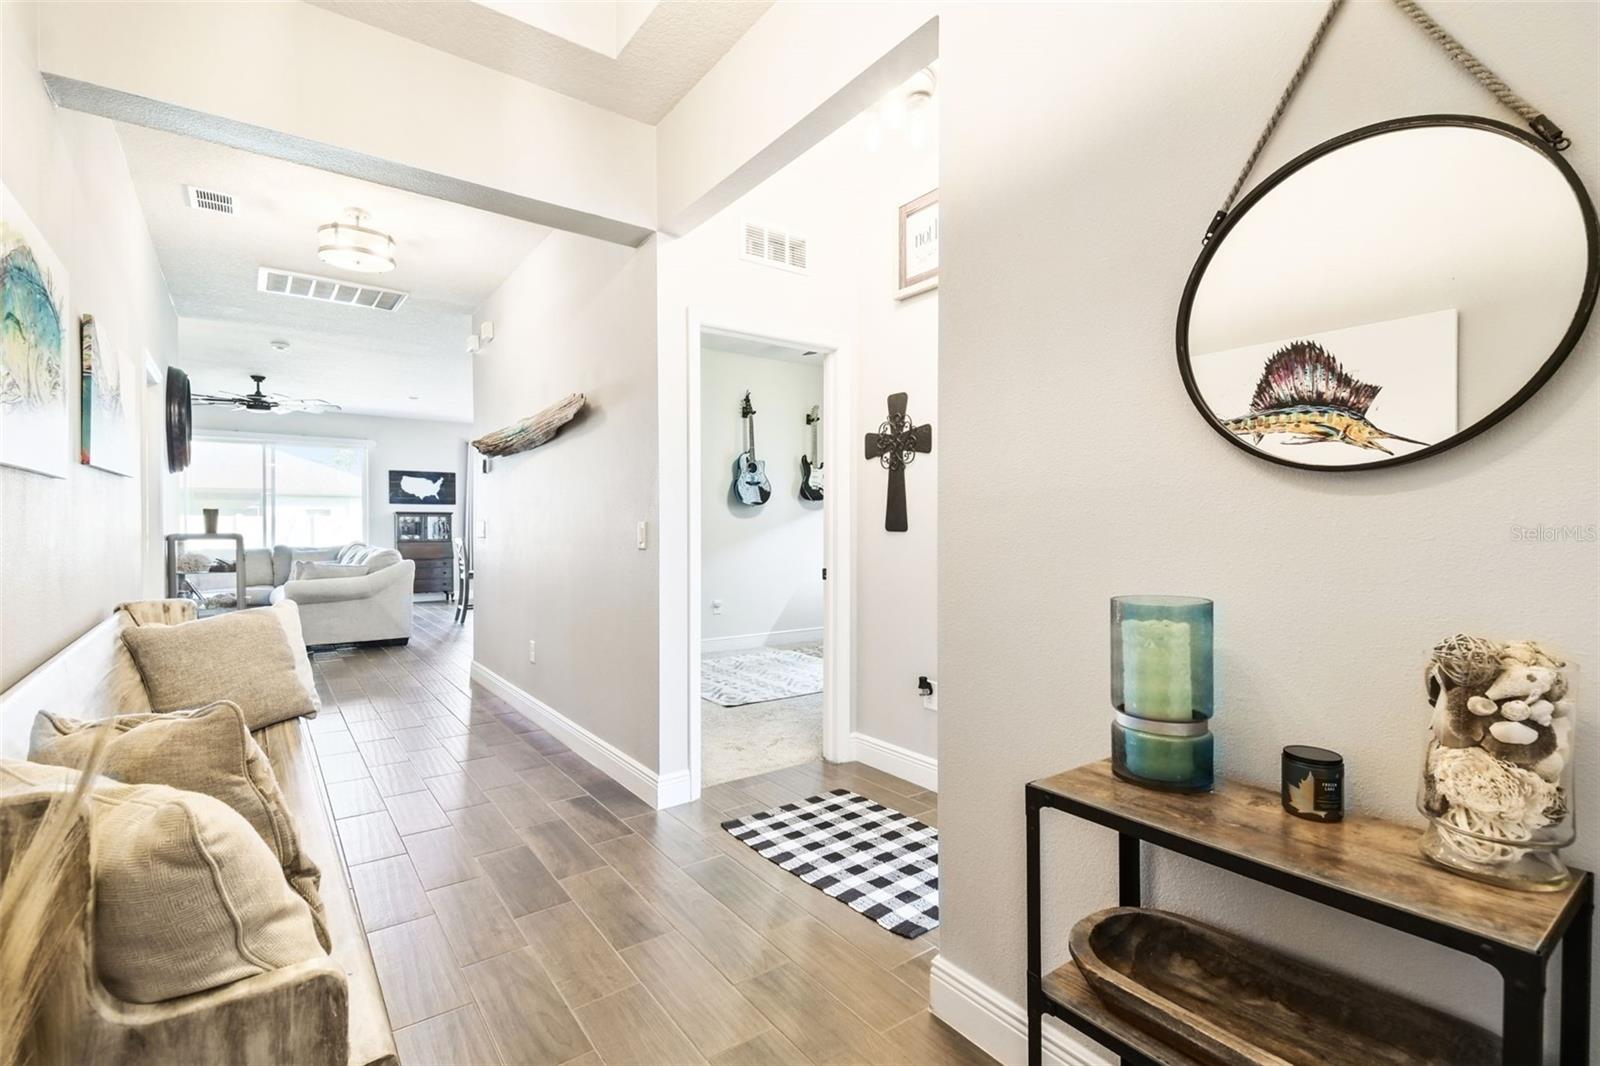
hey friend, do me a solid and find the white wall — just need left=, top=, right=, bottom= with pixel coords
left=655, top=1, right=934, bottom=233
left=700, top=347, right=823, bottom=650
left=191, top=407, right=467, bottom=551
left=936, top=2, right=1598, bottom=1061
left=853, top=108, right=939, bottom=760
left=471, top=231, right=661, bottom=769
left=658, top=100, right=940, bottom=789
left=1, top=1, right=178, bottom=690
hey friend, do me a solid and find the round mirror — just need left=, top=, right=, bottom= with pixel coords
left=1178, top=115, right=1597, bottom=470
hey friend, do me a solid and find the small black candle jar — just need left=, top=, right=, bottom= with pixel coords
left=1282, top=745, right=1344, bottom=822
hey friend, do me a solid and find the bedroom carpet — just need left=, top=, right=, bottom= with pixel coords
left=702, top=691, right=822, bottom=786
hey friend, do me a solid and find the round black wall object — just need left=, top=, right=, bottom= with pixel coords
left=165, top=365, right=192, bottom=473
left=1177, top=115, right=1598, bottom=472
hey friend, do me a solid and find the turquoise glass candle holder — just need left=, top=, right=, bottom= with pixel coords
left=1111, top=595, right=1215, bottom=791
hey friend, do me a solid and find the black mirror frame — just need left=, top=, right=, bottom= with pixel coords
left=165, top=365, right=192, bottom=473
left=1176, top=114, right=1599, bottom=473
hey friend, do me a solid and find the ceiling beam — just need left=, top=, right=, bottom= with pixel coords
left=44, top=76, right=653, bottom=248
left=37, top=1, right=657, bottom=247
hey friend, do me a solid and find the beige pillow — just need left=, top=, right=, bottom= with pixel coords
left=0, top=760, right=323, bottom=1004
left=120, top=609, right=317, bottom=729
left=115, top=598, right=198, bottom=627
left=28, top=702, right=329, bottom=951
left=271, top=599, right=321, bottom=714
left=289, top=560, right=367, bottom=581
left=77, top=601, right=202, bottom=717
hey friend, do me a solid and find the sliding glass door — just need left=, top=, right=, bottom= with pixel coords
left=177, top=434, right=369, bottom=549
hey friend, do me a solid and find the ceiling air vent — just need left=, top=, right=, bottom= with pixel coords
left=741, top=222, right=808, bottom=274
left=257, top=267, right=408, bottom=312
left=185, top=185, right=236, bottom=215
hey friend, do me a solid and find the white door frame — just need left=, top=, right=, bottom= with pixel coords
left=686, top=311, right=854, bottom=801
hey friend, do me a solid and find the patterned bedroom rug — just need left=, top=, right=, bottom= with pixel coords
left=722, top=789, right=939, bottom=938
left=701, top=644, right=823, bottom=707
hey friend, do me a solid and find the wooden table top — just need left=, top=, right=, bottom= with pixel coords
left=1030, top=760, right=1590, bottom=957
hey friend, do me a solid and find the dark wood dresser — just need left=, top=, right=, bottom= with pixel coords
left=395, top=512, right=453, bottom=598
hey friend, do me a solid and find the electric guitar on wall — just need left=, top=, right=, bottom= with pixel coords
left=800, top=405, right=824, bottom=501
left=733, top=392, right=772, bottom=506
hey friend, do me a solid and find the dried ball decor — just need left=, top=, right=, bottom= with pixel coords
left=472, top=393, right=586, bottom=459
left=1417, top=634, right=1576, bottom=890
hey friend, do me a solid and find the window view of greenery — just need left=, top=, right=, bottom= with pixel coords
left=179, top=437, right=367, bottom=548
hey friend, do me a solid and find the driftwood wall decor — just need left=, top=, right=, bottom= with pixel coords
left=472, top=393, right=586, bottom=459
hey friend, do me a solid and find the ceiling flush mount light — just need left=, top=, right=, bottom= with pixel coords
left=317, top=207, right=396, bottom=273
left=861, top=66, right=937, bottom=153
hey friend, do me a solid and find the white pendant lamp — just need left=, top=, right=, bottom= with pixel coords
left=317, top=208, right=396, bottom=273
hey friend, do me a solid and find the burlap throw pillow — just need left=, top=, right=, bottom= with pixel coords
left=271, top=600, right=320, bottom=712
left=0, top=760, right=323, bottom=1004
left=28, top=702, right=329, bottom=951
left=120, top=609, right=317, bottom=729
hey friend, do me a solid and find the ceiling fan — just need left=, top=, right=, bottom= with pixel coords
left=192, top=374, right=341, bottom=414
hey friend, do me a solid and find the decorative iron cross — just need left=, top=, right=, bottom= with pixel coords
left=864, top=392, right=932, bottom=532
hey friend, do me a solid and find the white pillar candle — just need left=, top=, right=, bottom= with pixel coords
left=1121, top=618, right=1193, bottom=721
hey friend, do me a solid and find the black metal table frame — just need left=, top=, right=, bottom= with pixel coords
left=1025, top=782, right=1594, bottom=1066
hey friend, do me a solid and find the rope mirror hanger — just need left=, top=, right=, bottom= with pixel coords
left=1205, top=0, right=1573, bottom=243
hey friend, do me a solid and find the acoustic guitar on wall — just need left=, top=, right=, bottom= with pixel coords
left=733, top=391, right=772, bottom=506
left=800, top=404, right=824, bottom=501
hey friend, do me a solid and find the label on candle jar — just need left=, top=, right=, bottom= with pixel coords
left=1282, top=762, right=1343, bottom=822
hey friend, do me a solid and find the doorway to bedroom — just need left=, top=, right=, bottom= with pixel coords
left=698, top=331, right=832, bottom=787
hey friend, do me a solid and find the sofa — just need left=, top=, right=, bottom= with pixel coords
left=243, top=543, right=414, bottom=648
left=0, top=599, right=396, bottom=1066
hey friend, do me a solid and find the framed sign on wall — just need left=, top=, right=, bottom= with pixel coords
left=389, top=469, right=456, bottom=505
left=897, top=188, right=939, bottom=300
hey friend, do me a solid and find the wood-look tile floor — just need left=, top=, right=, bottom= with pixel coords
left=308, top=603, right=989, bottom=1066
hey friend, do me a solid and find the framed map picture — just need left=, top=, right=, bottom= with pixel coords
left=897, top=189, right=939, bottom=300
left=389, top=469, right=456, bottom=505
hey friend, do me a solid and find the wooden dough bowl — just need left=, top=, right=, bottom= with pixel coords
left=1069, top=907, right=1499, bottom=1066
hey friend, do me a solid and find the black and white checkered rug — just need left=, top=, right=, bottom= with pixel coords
left=721, top=789, right=938, bottom=938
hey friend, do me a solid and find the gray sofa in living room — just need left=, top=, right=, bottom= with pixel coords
left=243, top=543, right=415, bottom=648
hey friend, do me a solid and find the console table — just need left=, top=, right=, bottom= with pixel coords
left=164, top=533, right=246, bottom=617
left=1026, top=760, right=1593, bottom=1066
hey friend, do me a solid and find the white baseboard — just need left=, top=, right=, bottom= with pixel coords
left=470, top=660, right=669, bottom=810
left=929, top=956, right=1109, bottom=1066
left=849, top=730, right=937, bottom=791
left=700, top=626, right=823, bottom=654
left=656, top=769, right=694, bottom=808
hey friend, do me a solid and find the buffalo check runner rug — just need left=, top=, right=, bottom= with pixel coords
left=722, top=789, right=939, bottom=938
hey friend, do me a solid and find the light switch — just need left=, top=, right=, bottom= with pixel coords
left=636, top=521, right=648, bottom=550
left=475, top=519, right=487, bottom=539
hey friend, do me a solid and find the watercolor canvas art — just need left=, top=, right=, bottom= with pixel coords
left=1189, top=308, right=1457, bottom=467
left=80, top=313, right=136, bottom=476
left=1, top=183, right=70, bottom=478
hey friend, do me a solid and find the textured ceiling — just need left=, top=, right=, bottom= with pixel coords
left=117, top=123, right=551, bottom=421
left=306, top=0, right=773, bottom=123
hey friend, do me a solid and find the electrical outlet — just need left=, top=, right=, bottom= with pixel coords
left=922, top=679, right=938, bottom=712
left=711, top=599, right=724, bottom=615
left=527, top=640, right=537, bottom=664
